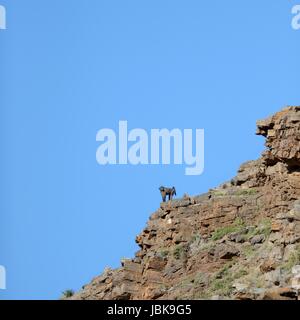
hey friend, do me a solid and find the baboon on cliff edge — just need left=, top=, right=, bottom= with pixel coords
left=159, top=186, right=176, bottom=202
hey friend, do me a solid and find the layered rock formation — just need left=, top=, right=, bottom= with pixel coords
left=71, top=106, right=300, bottom=300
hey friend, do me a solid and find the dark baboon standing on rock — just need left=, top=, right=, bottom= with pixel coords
left=159, top=186, right=177, bottom=202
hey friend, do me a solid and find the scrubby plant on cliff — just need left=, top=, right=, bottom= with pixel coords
left=211, top=190, right=227, bottom=197
left=257, top=218, right=272, bottom=238
left=158, top=249, right=169, bottom=258
left=235, top=188, right=258, bottom=196
left=244, top=218, right=271, bottom=241
left=173, top=245, right=186, bottom=260
left=282, top=245, right=300, bottom=272
left=61, top=289, right=74, bottom=299
left=211, top=218, right=245, bottom=241
left=203, top=263, right=248, bottom=298
left=242, top=244, right=256, bottom=257
left=211, top=217, right=272, bottom=242
left=205, top=264, right=236, bottom=297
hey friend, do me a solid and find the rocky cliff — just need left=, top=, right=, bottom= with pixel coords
left=71, top=106, right=300, bottom=300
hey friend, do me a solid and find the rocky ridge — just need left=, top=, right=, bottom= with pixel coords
left=71, top=106, right=300, bottom=300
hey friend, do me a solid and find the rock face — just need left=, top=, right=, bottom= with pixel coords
left=71, top=106, right=300, bottom=300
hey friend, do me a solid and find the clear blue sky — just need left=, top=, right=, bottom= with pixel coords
left=0, top=0, right=299, bottom=299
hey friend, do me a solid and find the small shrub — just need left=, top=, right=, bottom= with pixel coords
left=242, top=244, right=256, bottom=257
left=235, top=188, right=257, bottom=196
left=193, top=274, right=203, bottom=285
left=61, top=289, right=74, bottom=298
left=211, top=218, right=245, bottom=241
left=173, top=245, right=186, bottom=260
left=215, top=263, right=233, bottom=278
left=158, top=249, right=169, bottom=258
left=207, top=264, right=248, bottom=297
left=212, top=190, right=227, bottom=197
left=258, top=218, right=272, bottom=238
left=234, top=268, right=248, bottom=278
left=190, top=233, right=201, bottom=243
left=210, top=270, right=234, bottom=296
left=244, top=218, right=271, bottom=241
left=282, top=246, right=300, bottom=271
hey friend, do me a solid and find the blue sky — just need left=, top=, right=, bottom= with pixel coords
left=0, top=0, right=299, bottom=299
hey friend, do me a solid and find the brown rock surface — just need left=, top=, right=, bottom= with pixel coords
left=70, top=106, right=300, bottom=300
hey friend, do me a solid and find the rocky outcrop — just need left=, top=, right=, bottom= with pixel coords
left=71, top=106, right=300, bottom=300
left=257, top=106, right=300, bottom=167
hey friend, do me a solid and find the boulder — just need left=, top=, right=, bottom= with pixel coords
left=214, top=244, right=240, bottom=260
left=250, top=234, right=266, bottom=245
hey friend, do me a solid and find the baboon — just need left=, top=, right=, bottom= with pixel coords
left=159, top=186, right=177, bottom=202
